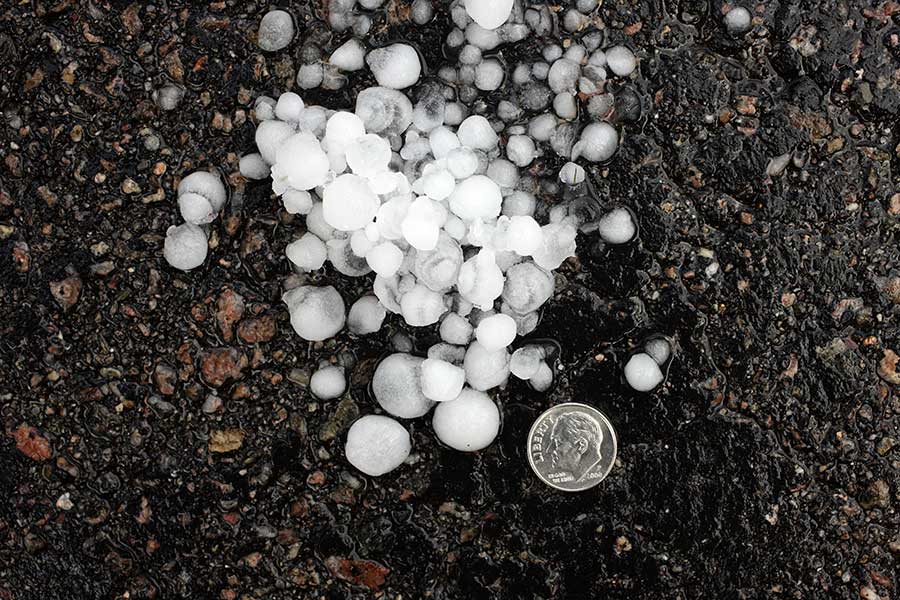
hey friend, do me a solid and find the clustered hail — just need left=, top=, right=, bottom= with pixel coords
left=164, top=0, right=671, bottom=477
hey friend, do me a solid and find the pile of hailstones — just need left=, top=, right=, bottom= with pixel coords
left=163, top=1, right=672, bottom=479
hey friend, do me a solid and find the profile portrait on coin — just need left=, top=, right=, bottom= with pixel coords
left=549, top=411, right=605, bottom=482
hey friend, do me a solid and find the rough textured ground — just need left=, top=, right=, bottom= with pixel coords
left=1, top=1, right=899, bottom=599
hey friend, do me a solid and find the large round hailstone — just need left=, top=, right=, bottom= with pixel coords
left=510, top=346, right=544, bottom=380
left=164, top=223, right=208, bottom=271
left=365, top=43, right=422, bottom=89
left=310, top=365, right=346, bottom=400
left=255, top=119, right=296, bottom=164
left=501, top=261, right=554, bottom=314
left=606, top=45, right=636, bottom=77
left=355, top=87, right=415, bottom=135
left=420, top=358, right=466, bottom=402
left=432, top=388, right=500, bottom=451
left=345, top=415, right=411, bottom=476
left=401, top=197, right=444, bottom=251
left=400, top=283, right=448, bottom=326
left=463, top=341, right=510, bottom=391
left=273, top=132, right=330, bottom=191
left=458, top=249, right=505, bottom=310
left=346, top=133, right=392, bottom=178
left=464, top=0, right=514, bottom=30
left=372, top=353, right=435, bottom=418
left=286, top=233, right=327, bottom=271
left=323, top=174, right=380, bottom=231
left=413, top=232, right=463, bottom=291
left=325, top=111, right=366, bottom=155
left=177, top=171, right=227, bottom=224
left=439, top=312, right=474, bottom=345
left=449, top=175, right=503, bottom=221
left=474, top=314, right=517, bottom=351
left=274, top=92, right=304, bottom=122
left=239, top=153, right=269, bottom=180
left=376, top=195, right=412, bottom=240
left=597, top=207, right=637, bottom=244
left=624, top=352, right=664, bottom=392
left=366, top=241, right=404, bottom=277
left=505, top=216, right=543, bottom=256
left=457, top=115, right=499, bottom=150
left=330, top=38, right=367, bottom=71
left=283, top=189, right=313, bottom=215
left=573, top=122, right=618, bottom=163
left=282, top=285, right=346, bottom=341
left=257, top=9, right=295, bottom=52
left=347, top=295, right=387, bottom=334
left=446, top=147, right=479, bottom=179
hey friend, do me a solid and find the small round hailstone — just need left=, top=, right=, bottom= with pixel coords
left=440, top=312, right=474, bottom=345
left=624, top=352, right=664, bottom=392
left=366, top=43, right=422, bottom=89
left=153, top=83, right=184, bottom=111
left=429, top=127, right=461, bottom=159
left=323, top=174, right=380, bottom=231
left=239, top=153, right=269, bottom=180
left=306, top=202, right=336, bottom=241
left=296, top=63, right=324, bottom=90
left=724, top=6, right=752, bottom=34
left=502, top=261, right=554, bottom=314
left=345, top=415, right=411, bottom=476
left=348, top=295, right=387, bottom=334
left=255, top=119, right=295, bottom=164
left=257, top=9, right=295, bottom=52
left=449, top=175, right=502, bottom=220
left=606, top=45, right=636, bottom=77
left=503, top=191, right=537, bottom=217
left=553, top=92, right=578, bottom=120
left=286, top=233, right=327, bottom=271
left=283, top=189, right=313, bottom=215
left=164, top=223, right=208, bottom=271
left=573, top=122, right=618, bottom=163
left=282, top=285, right=346, bottom=341
left=559, top=161, right=586, bottom=185
left=325, top=111, right=367, bottom=154
left=457, top=115, right=498, bottom=150
left=366, top=241, right=404, bottom=277
left=330, top=38, right=366, bottom=71
left=457, top=249, right=505, bottom=310
left=446, top=147, right=479, bottom=179
left=178, top=171, right=227, bottom=223
left=401, top=197, right=443, bottom=251
left=597, top=207, right=637, bottom=244
left=274, top=92, right=304, bottom=122
left=644, top=337, right=672, bottom=366
left=463, top=341, right=510, bottom=391
left=486, top=159, right=518, bottom=189
left=421, top=358, right=466, bottom=402
left=507, top=135, right=536, bottom=167
left=529, top=360, right=554, bottom=392
left=506, top=216, right=543, bottom=256
left=273, top=132, right=330, bottom=190
left=310, top=365, right=346, bottom=400
left=475, top=314, right=517, bottom=351
left=464, top=0, right=513, bottom=30
left=432, top=388, right=500, bottom=451
left=475, top=59, right=505, bottom=91
left=400, top=283, right=448, bottom=326
left=373, top=353, right=435, bottom=418
left=423, top=169, right=456, bottom=201
left=178, top=192, right=219, bottom=225
left=346, top=133, right=392, bottom=178
left=510, top=346, right=544, bottom=380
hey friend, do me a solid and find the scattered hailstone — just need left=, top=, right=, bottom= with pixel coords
left=345, top=415, right=411, bottom=476
left=239, top=153, right=270, bottom=180
left=724, top=6, right=752, bottom=34
left=164, top=223, right=208, bottom=271
left=475, top=314, right=517, bottom=351
left=529, top=360, right=554, bottom=392
left=624, top=352, right=664, bottom=392
left=330, top=38, right=366, bottom=71
left=510, top=345, right=544, bottom=379
left=596, top=207, right=637, bottom=244
left=573, top=122, right=618, bottom=163
left=644, top=336, right=673, bottom=365
left=420, top=358, right=466, bottom=402
left=286, top=233, right=327, bottom=271
left=373, top=353, right=435, bottom=418
left=282, top=285, right=346, bottom=341
left=177, top=170, right=226, bottom=225
left=257, top=9, right=295, bottom=52
left=464, top=0, right=514, bottom=30
left=347, top=295, right=387, bottom=334
left=366, top=43, right=422, bottom=89
left=606, top=45, right=636, bottom=77
left=432, top=388, right=500, bottom=451
left=310, top=365, right=347, bottom=400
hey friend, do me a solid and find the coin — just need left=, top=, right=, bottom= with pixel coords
left=527, top=403, right=617, bottom=492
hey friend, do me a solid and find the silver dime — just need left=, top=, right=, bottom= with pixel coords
left=527, top=403, right=617, bottom=492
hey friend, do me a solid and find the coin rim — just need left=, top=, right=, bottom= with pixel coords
left=526, top=402, right=618, bottom=492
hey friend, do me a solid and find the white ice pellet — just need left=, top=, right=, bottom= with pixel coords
left=355, top=87, right=414, bottom=135
left=457, top=115, right=498, bottom=150
left=420, top=358, right=466, bottom=402
left=448, top=175, right=502, bottom=221
left=325, top=111, right=366, bottom=154
left=559, top=162, right=586, bottom=185
left=254, top=96, right=277, bottom=121
left=553, top=92, right=578, bottom=120
left=457, top=249, right=505, bottom=310
left=373, top=353, right=435, bottom=418
left=283, top=189, right=313, bottom=215
left=463, top=341, right=510, bottom=391
left=255, top=119, right=296, bottom=165
left=475, top=59, right=505, bottom=91
left=323, top=174, right=380, bottom=231
left=282, top=285, right=346, bottom=341
left=296, top=63, right=324, bottom=90
left=423, top=168, right=456, bottom=200
left=429, top=127, right=461, bottom=159
left=328, top=236, right=373, bottom=277
left=548, top=58, right=580, bottom=94
left=443, top=101, right=467, bottom=126
left=528, top=113, right=558, bottom=142
left=178, top=192, right=220, bottom=226
left=274, top=92, right=304, bottom=122
left=644, top=337, right=672, bottom=366
left=606, top=45, right=637, bottom=77
left=286, top=233, right=328, bottom=271
left=177, top=170, right=227, bottom=225
left=573, top=122, right=618, bottom=163
left=257, top=10, right=295, bottom=52
left=464, top=0, right=513, bottom=30
left=346, top=133, right=392, bottom=178
left=366, top=241, right=404, bottom=276
left=505, top=216, right=543, bottom=256
left=432, top=388, right=500, bottom=451
left=400, top=283, right=448, bottom=326
left=486, top=159, right=519, bottom=189
left=347, top=295, right=387, bottom=335
left=529, top=360, right=554, bottom=391
left=502, top=261, right=554, bottom=314
left=413, top=232, right=464, bottom=291
left=597, top=207, right=637, bottom=244
left=474, top=314, right=517, bottom=351
left=506, top=135, right=537, bottom=167
left=239, top=153, right=270, bottom=180
left=164, top=223, right=208, bottom=271
left=272, top=132, right=330, bottom=191
left=533, top=220, right=578, bottom=270
left=502, top=191, right=537, bottom=217
left=446, top=147, right=480, bottom=179
left=330, top=38, right=367, bottom=71
left=366, top=44, right=422, bottom=89
left=401, top=197, right=443, bottom=251
left=412, top=0, right=434, bottom=23
left=724, top=6, right=752, bottom=34
left=624, top=352, right=664, bottom=391
left=345, top=415, right=411, bottom=476
left=439, top=312, right=474, bottom=345
left=510, top=346, right=544, bottom=379
left=306, top=202, right=336, bottom=241
left=310, top=365, right=347, bottom=400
